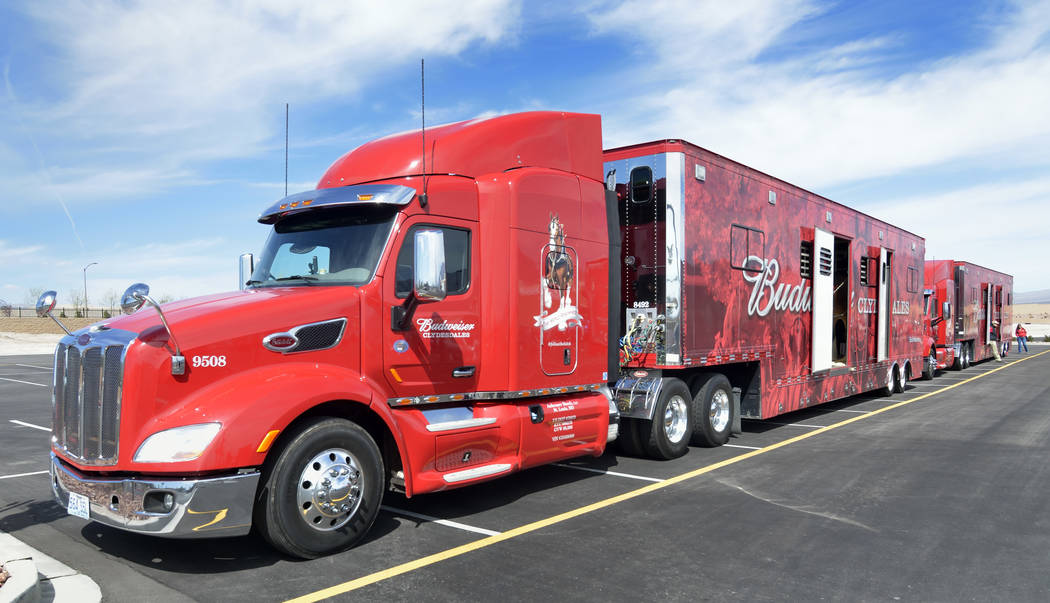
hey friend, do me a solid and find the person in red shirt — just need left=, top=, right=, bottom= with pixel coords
left=1016, top=323, right=1029, bottom=353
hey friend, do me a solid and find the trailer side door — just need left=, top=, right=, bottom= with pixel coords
left=811, top=227, right=834, bottom=372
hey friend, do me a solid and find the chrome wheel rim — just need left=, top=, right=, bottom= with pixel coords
left=710, top=389, right=730, bottom=433
left=899, top=367, right=907, bottom=391
left=664, top=395, right=689, bottom=444
left=297, top=447, right=364, bottom=532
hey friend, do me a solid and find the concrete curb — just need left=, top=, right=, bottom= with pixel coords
left=0, top=558, right=38, bottom=603
left=0, top=533, right=100, bottom=603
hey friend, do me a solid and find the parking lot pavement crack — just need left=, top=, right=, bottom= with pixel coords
left=717, top=478, right=877, bottom=533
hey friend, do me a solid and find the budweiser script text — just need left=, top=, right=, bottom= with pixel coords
left=742, top=256, right=812, bottom=317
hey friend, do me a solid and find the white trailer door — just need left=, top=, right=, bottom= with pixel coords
left=877, top=248, right=890, bottom=362
left=811, top=228, right=834, bottom=372
left=985, top=284, right=994, bottom=344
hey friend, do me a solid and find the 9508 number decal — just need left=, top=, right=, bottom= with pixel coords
left=192, top=355, right=227, bottom=368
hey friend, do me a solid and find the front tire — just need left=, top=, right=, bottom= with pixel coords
left=641, top=379, right=691, bottom=459
left=690, top=373, right=734, bottom=447
left=922, top=351, right=935, bottom=380
left=254, top=417, right=383, bottom=559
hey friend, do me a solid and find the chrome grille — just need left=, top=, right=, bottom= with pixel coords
left=53, top=329, right=133, bottom=465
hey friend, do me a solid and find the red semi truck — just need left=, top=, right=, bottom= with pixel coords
left=40, top=111, right=924, bottom=558
left=923, top=260, right=1013, bottom=371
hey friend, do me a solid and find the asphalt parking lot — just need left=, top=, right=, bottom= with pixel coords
left=3, top=347, right=1050, bottom=602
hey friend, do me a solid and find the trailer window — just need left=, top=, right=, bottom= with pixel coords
left=730, top=224, right=764, bottom=272
left=395, top=225, right=471, bottom=298
left=630, top=166, right=653, bottom=203
left=907, top=267, right=919, bottom=293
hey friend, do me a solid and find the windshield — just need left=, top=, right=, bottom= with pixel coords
left=248, top=206, right=397, bottom=288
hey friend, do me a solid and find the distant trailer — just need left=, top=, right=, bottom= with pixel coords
left=926, top=260, right=1013, bottom=369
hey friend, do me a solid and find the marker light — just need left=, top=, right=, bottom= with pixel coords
left=134, top=423, right=222, bottom=463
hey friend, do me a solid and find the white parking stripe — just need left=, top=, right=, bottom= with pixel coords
left=0, top=470, right=48, bottom=480
left=765, top=422, right=825, bottom=429
left=15, top=364, right=52, bottom=370
left=833, top=409, right=871, bottom=414
left=723, top=444, right=762, bottom=450
left=381, top=505, right=501, bottom=536
left=9, top=420, right=49, bottom=431
left=552, top=463, right=664, bottom=483
left=0, top=377, right=48, bottom=387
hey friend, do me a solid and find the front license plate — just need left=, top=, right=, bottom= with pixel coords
left=68, top=491, right=90, bottom=519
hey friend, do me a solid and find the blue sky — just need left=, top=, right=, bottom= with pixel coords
left=2, top=0, right=1049, bottom=308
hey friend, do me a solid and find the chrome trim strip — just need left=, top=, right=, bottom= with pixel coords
left=442, top=463, right=513, bottom=484
left=51, top=453, right=259, bottom=538
left=258, top=184, right=417, bottom=224
left=388, top=382, right=603, bottom=407
left=664, top=152, right=685, bottom=365
left=425, top=417, right=498, bottom=432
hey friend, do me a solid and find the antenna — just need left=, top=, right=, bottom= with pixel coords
left=418, top=58, right=428, bottom=208
left=285, top=103, right=289, bottom=197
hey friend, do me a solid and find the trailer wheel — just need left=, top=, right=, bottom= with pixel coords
left=961, top=344, right=971, bottom=369
left=922, top=351, right=935, bottom=380
left=641, top=379, right=692, bottom=459
left=895, top=363, right=908, bottom=393
left=689, top=373, right=734, bottom=447
left=254, top=417, right=383, bottom=559
left=881, top=365, right=896, bottom=397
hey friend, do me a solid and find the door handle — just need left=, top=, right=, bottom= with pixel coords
left=452, top=366, right=475, bottom=378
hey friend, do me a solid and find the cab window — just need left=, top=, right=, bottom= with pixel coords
left=395, top=226, right=471, bottom=298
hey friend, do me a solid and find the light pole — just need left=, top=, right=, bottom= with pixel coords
left=83, top=262, right=98, bottom=315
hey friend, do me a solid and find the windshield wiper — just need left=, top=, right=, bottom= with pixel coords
left=272, top=275, right=320, bottom=285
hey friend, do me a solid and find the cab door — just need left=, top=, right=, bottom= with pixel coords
left=383, top=219, right=482, bottom=399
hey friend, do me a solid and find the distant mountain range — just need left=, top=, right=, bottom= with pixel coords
left=1016, top=290, right=1050, bottom=304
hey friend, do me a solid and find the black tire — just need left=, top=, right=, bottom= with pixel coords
left=689, top=373, right=734, bottom=447
left=961, top=344, right=971, bottom=369
left=254, top=417, right=383, bottom=559
left=895, top=363, right=908, bottom=393
left=615, top=417, right=648, bottom=457
left=881, top=365, right=896, bottom=397
left=922, top=351, right=935, bottom=380
left=640, top=379, right=691, bottom=459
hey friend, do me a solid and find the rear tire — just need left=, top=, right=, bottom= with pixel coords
left=615, top=417, right=648, bottom=457
left=689, top=373, right=734, bottom=448
left=961, top=344, right=971, bottom=369
left=254, top=417, right=383, bottom=559
left=895, top=363, right=908, bottom=393
left=881, top=365, right=896, bottom=397
left=641, top=379, right=691, bottom=459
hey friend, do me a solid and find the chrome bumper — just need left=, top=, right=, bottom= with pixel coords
left=50, top=452, right=260, bottom=538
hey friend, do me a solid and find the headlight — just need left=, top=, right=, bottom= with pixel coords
left=133, top=423, right=222, bottom=463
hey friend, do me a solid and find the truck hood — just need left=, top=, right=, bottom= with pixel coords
left=96, top=287, right=359, bottom=352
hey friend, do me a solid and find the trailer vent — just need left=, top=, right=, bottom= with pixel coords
left=818, top=247, right=833, bottom=276
left=800, top=241, right=813, bottom=279
left=860, top=257, right=870, bottom=286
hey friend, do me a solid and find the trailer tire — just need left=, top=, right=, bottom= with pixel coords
left=895, top=363, right=908, bottom=393
left=641, top=379, right=691, bottom=459
left=689, top=373, right=734, bottom=447
left=254, top=417, right=383, bottom=559
left=922, top=351, right=935, bottom=380
left=881, top=365, right=896, bottom=397
left=961, top=344, right=971, bottom=369
left=615, top=418, right=648, bottom=457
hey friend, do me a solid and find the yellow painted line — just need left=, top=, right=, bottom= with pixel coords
left=286, top=351, right=1048, bottom=603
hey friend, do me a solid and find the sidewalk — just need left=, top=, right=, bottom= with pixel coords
left=0, top=532, right=99, bottom=603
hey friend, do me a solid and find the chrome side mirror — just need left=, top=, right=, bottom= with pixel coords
left=36, top=290, right=58, bottom=317
left=121, top=283, right=150, bottom=315
left=120, top=283, right=185, bottom=375
left=414, top=229, right=446, bottom=303
left=239, top=253, right=254, bottom=290
left=35, top=290, right=71, bottom=335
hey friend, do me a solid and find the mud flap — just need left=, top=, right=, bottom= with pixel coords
left=732, top=387, right=742, bottom=435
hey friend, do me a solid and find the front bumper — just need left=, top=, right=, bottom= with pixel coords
left=50, top=452, right=260, bottom=538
